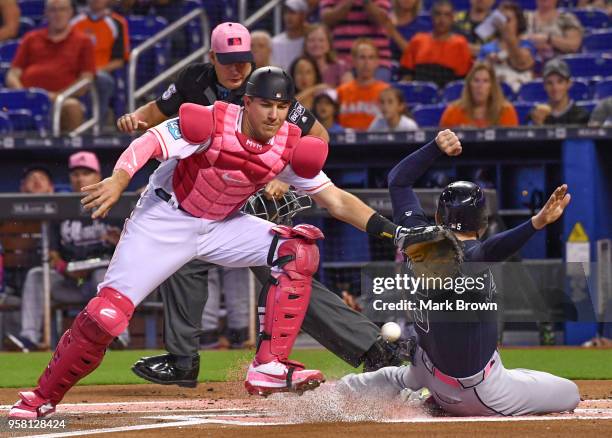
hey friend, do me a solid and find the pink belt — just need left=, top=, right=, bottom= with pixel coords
left=422, top=350, right=496, bottom=389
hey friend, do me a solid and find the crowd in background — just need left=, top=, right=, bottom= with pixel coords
left=1, top=0, right=612, bottom=133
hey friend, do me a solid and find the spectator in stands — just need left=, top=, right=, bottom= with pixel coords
left=6, top=0, right=95, bottom=133
left=20, top=165, right=54, bottom=194
left=525, top=0, right=583, bottom=62
left=455, top=0, right=496, bottom=56
left=478, top=1, right=535, bottom=93
left=368, top=86, right=418, bottom=131
left=5, top=152, right=126, bottom=352
left=271, top=0, right=310, bottom=72
left=303, top=23, right=353, bottom=87
left=336, top=38, right=389, bottom=130
left=251, top=30, right=272, bottom=69
left=440, top=61, right=519, bottom=128
left=72, top=0, right=130, bottom=128
left=313, top=88, right=344, bottom=134
left=400, top=0, right=472, bottom=88
left=589, top=97, right=612, bottom=127
left=321, top=0, right=393, bottom=81
left=0, top=0, right=19, bottom=42
left=529, top=58, right=589, bottom=126
left=384, top=0, right=431, bottom=66
left=290, top=55, right=327, bottom=110
left=576, top=0, right=612, bottom=16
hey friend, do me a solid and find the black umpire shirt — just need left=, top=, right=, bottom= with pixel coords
left=155, top=62, right=317, bottom=135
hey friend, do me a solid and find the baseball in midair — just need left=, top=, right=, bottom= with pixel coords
left=381, top=322, right=402, bottom=342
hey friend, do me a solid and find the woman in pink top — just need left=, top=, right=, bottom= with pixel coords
left=303, top=24, right=353, bottom=87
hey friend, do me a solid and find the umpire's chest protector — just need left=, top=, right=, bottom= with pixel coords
left=173, top=101, right=301, bottom=220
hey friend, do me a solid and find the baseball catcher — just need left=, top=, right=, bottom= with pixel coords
left=9, top=67, right=412, bottom=419
left=337, top=130, right=580, bottom=416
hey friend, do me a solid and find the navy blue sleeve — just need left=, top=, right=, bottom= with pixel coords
left=388, top=140, right=441, bottom=228
left=464, top=219, right=538, bottom=262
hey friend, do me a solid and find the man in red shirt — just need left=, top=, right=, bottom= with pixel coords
left=6, top=0, right=95, bottom=133
left=400, top=0, right=473, bottom=88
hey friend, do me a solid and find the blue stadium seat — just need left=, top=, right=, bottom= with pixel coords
left=517, top=79, right=591, bottom=103
left=583, top=29, right=612, bottom=53
left=0, top=40, right=19, bottom=63
left=442, top=80, right=463, bottom=103
left=18, top=0, right=45, bottom=24
left=0, top=88, right=51, bottom=134
left=576, top=100, right=596, bottom=115
left=518, top=0, right=537, bottom=10
left=183, top=0, right=204, bottom=53
left=423, top=0, right=469, bottom=10
left=412, top=104, right=445, bottom=127
left=517, top=80, right=547, bottom=103
left=393, top=81, right=439, bottom=106
left=561, top=54, right=612, bottom=78
left=127, top=16, right=170, bottom=89
left=513, top=102, right=534, bottom=125
left=18, top=17, right=36, bottom=37
left=569, top=8, right=610, bottom=29
left=594, top=78, right=612, bottom=99
left=0, top=112, right=12, bottom=134
left=0, top=62, right=9, bottom=83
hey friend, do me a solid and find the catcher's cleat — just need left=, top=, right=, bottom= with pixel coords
left=131, top=353, right=199, bottom=388
left=245, top=359, right=325, bottom=397
left=9, top=391, right=56, bottom=419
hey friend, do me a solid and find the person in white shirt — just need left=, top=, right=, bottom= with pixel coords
left=369, top=87, right=418, bottom=132
left=271, top=0, right=309, bottom=72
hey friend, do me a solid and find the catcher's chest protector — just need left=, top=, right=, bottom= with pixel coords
left=173, top=101, right=301, bottom=220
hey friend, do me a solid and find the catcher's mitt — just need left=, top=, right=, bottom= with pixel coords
left=241, top=189, right=312, bottom=225
left=397, top=225, right=464, bottom=279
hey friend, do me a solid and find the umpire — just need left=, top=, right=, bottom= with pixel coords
left=119, top=22, right=402, bottom=387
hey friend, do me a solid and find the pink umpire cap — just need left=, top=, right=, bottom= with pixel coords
left=211, top=22, right=253, bottom=65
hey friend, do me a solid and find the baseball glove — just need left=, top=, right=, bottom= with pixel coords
left=241, top=189, right=312, bottom=225
left=397, top=225, right=464, bottom=279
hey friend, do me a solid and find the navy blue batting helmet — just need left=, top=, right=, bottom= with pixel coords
left=436, top=181, right=488, bottom=235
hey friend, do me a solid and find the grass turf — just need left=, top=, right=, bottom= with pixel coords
left=0, top=348, right=610, bottom=388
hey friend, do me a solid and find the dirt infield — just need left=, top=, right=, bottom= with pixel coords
left=0, top=381, right=611, bottom=437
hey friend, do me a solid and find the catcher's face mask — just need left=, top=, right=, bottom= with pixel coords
left=241, top=189, right=312, bottom=225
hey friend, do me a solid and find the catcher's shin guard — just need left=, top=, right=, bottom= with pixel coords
left=9, top=288, right=133, bottom=418
left=255, top=224, right=323, bottom=364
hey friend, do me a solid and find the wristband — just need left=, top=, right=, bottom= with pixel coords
left=366, top=213, right=398, bottom=240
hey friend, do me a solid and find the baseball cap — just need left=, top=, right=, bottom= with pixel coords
left=211, top=22, right=253, bottom=65
left=284, top=0, right=309, bottom=12
left=543, top=58, right=571, bottom=80
left=22, top=163, right=53, bottom=181
left=69, top=151, right=100, bottom=173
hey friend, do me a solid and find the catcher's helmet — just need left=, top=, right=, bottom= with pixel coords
left=245, top=66, right=295, bottom=102
left=436, top=181, right=488, bottom=235
left=241, top=189, right=312, bottom=225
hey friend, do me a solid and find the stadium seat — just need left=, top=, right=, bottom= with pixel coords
left=583, top=29, right=612, bottom=53
left=517, top=79, right=591, bottom=103
left=576, top=101, right=596, bottom=115
left=561, top=54, right=612, bottom=78
left=18, top=0, right=45, bottom=24
left=569, top=8, right=610, bottom=30
left=518, top=0, right=536, bottom=10
left=18, top=17, right=36, bottom=37
left=423, top=0, right=469, bottom=10
left=394, top=81, right=439, bottom=106
left=594, top=78, right=612, bottom=99
left=512, top=102, right=534, bottom=125
left=183, top=0, right=204, bottom=54
left=412, top=104, right=445, bottom=127
left=0, top=112, right=12, bottom=134
left=0, top=88, right=51, bottom=134
left=0, top=40, right=19, bottom=63
left=0, top=62, right=9, bottom=84
left=442, top=81, right=464, bottom=103
left=127, top=16, right=170, bottom=89
left=127, top=16, right=168, bottom=40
